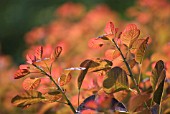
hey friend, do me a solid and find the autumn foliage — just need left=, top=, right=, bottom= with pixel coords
left=1, top=1, right=170, bottom=114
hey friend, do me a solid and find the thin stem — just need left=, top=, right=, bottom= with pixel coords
left=78, top=90, right=80, bottom=107
left=111, top=39, right=140, bottom=94
left=32, top=64, right=76, bottom=113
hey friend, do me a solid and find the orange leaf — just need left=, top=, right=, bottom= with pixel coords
left=104, top=22, right=115, bottom=35
left=105, top=49, right=120, bottom=60
left=33, top=58, right=53, bottom=70
left=22, top=77, right=41, bottom=90
left=14, top=69, right=30, bottom=79
left=50, top=46, right=62, bottom=61
left=59, top=71, right=72, bottom=86
left=120, top=24, right=140, bottom=48
left=88, top=38, right=104, bottom=49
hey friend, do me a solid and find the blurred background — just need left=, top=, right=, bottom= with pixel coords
left=0, top=0, right=170, bottom=114
left=0, top=0, right=135, bottom=64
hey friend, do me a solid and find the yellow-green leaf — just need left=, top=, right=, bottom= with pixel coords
left=135, top=37, right=149, bottom=63
left=150, top=60, right=166, bottom=104
left=103, top=67, right=128, bottom=93
left=11, top=90, right=44, bottom=108
left=88, top=58, right=112, bottom=72
left=59, top=70, right=72, bottom=86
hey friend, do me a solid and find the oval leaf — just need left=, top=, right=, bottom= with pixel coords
left=88, top=38, right=104, bottom=49
left=44, top=90, right=62, bottom=102
left=22, top=77, right=41, bottom=90
left=78, top=60, right=93, bottom=89
left=88, top=58, right=113, bottom=72
left=150, top=60, right=166, bottom=104
left=135, top=37, right=149, bottom=63
left=105, top=49, right=120, bottom=60
left=59, top=71, right=72, bottom=86
left=103, top=67, right=128, bottom=93
left=120, top=24, right=140, bottom=48
left=50, top=46, right=62, bottom=61
left=104, top=21, right=115, bottom=35
left=11, top=90, right=44, bottom=108
left=14, top=69, right=30, bottom=79
left=35, top=46, right=43, bottom=60
left=129, top=93, right=151, bottom=112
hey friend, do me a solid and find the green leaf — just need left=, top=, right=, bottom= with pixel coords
left=150, top=60, right=166, bottom=105
left=88, top=58, right=112, bottom=72
left=135, top=37, right=149, bottom=63
left=11, top=90, right=45, bottom=108
left=78, top=60, right=93, bottom=90
left=103, top=67, right=128, bottom=93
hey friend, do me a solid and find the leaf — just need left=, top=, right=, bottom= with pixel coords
left=131, top=38, right=146, bottom=49
left=50, top=46, right=62, bottom=61
left=104, top=21, right=115, bottom=35
left=11, top=90, right=45, bottom=108
left=120, top=24, right=140, bottom=48
left=129, top=93, right=150, bottom=112
left=77, top=94, right=127, bottom=113
left=59, top=71, right=72, bottom=86
left=35, top=46, right=43, bottom=60
left=44, top=89, right=62, bottom=102
left=78, top=60, right=93, bottom=89
left=33, top=58, right=53, bottom=71
left=22, top=77, right=41, bottom=90
left=103, top=67, right=129, bottom=93
left=153, top=74, right=165, bottom=105
left=88, top=38, right=104, bottom=49
left=14, top=69, right=30, bottom=79
left=88, top=58, right=113, bottom=72
left=120, top=59, right=136, bottom=75
left=150, top=60, right=166, bottom=105
left=150, top=60, right=165, bottom=90
left=135, top=37, right=149, bottom=63
left=105, top=49, right=120, bottom=60
left=26, top=54, right=36, bottom=64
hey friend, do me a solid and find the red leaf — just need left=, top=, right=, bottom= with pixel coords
left=104, top=22, right=115, bottom=35
left=22, top=77, right=41, bottom=90
left=26, top=54, right=36, bottom=64
left=35, top=46, right=43, bottom=60
left=14, top=69, right=30, bottom=79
